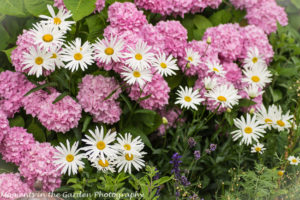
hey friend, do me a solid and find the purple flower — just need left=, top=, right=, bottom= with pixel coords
left=170, top=153, right=182, bottom=179
left=210, top=144, right=217, bottom=151
left=181, top=176, right=191, bottom=186
left=205, top=149, right=212, bottom=154
left=188, top=137, right=196, bottom=148
left=194, top=151, right=201, bottom=160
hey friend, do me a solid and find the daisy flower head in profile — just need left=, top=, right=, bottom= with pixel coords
left=31, top=22, right=65, bottom=50
left=272, top=105, right=293, bottom=131
left=243, top=47, right=267, bottom=69
left=93, top=34, right=125, bottom=65
left=205, top=84, right=241, bottom=109
left=121, top=66, right=152, bottom=87
left=115, top=133, right=144, bottom=156
left=81, top=126, right=118, bottom=162
left=288, top=156, right=300, bottom=166
left=124, top=40, right=154, bottom=70
left=185, top=48, right=201, bottom=68
left=116, top=151, right=146, bottom=174
left=62, top=38, right=94, bottom=72
left=251, top=143, right=266, bottom=154
left=255, top=105, right=277, bottom=130
left=39, top=5, right=75, bottom=32
left=22, top=46, right=54, bottom=77
left=175, top=86, right=204, bottom=110
left=242, top=65, right=272, bottom=88
left=53, top=140, right=86, bottom=176
left=203, top=77, right=218, bottom=91
left=231, top=114, right=266, bottom=145
left=152, top=52, right=179, bottom=77
left=49, top=46, right=64, bottom=69
left=244, top=84, right=264, bottom=99
left=91, top=157, right=116, bottom=173
left=206, top=60, right=226, bottom=77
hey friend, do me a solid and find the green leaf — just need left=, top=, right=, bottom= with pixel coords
left=138, top=94, right=152, bottom=102
left=239, top=98, right=257, bottom=107
left=0, top=25, right=9, bottom=50
left=9, top=115, right=25, bottom=127
left=192, top=15, right=213, bottom=40
left=209, top=9, right=232, bottom=26
left=24, top=0, right=53, bottom=17
left=52, top=91, right=69, bottom=104
left=269, top=88, right=282, bottom=103
left=291, top=0, right=300, bottom=9
left=64, top=0, right=96, bottom=21
left=153, top=176, right=173, bottom=186
left=82, top=116, right=92, bottom=132
left=67, top=178, right=78, bottom=184
left=0, top=0, right=27, bottom=17
left=165, top=73, right=183, bottom=89
left=27, top=120, right=46, bottom=142
left=24, top=82, right=58, bottom=97
left=120, top=94, right=133, bottom=112
left=2, top=46, right=16, bottom=63
left=85, top=14, right=106, bottom=42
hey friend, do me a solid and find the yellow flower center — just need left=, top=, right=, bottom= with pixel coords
left=213, top=67, right=219, bottom=72
left=244, top=126, right=253, bottom=134
left=135, top=53, right=143, bottom=60
left=53, top=17, right=62, bottom=25
left=277, top=171, right=284, bottom=176
left=35, top=57, right=44, bottom=65
left=292, top=159, right=298, bottom=163
left=252, top=57, right=258, bottom=63
left=96, top=141, right=106, bottom=150
left=184, top=96, right=192, bottom=102
left=124, top=144, right=131, bottom=151
left=188, top=57, right=193, bottom=62
left=105, top=47, right=114, bottom=55
left=217, top=96, right=227, bottom=102
left=265, top=118, right=273, bottom=124
left=98, top=159, right=109, bottom=167
left=255, top=147, right=261, bottom=152
left=51, top=53, right=57, bottom=59
left=133, top=71, right=141, bottom=78
left=74, top=53, right=83, bottom=61
left=42, top=34, right=54, bottom=42
left=125, top=153, right=134, bottom=161
left=66, top=154, right=74, bottom=162
left=277, top=120, right=285, bottom=127
left=251, top=76, right=260, bottom=83
left=160, top=62, right=167, bottom=69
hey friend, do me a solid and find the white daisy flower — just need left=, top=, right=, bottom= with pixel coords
left=288, top=156, right=300, bottom=165
left=81, top=126, right=118, bottom=162
left=242, top=65, right=272, bottom=88
left=49, top=46, right=64, bottom=68
left=255, top=105, right=277, bottom=129
left=53, top=140, right=86, bottom=176
left=231, top=114, right=266, bottom=145
left=152, top=53, right=179, bottom=77
left=39, top=5, right=75, bottom=32
left=22, top=47, right=54, bottom=77
left=121, top=66, right=152, bottom=87
left=185, top=48, right=201, bottom=67
left=116, top=151, right=146, bottom=174
left=251, top=143, right=266, bottom=154
left=205, top=84, right=241, bottom=109
left=243, top=47, right=267, bottom=69
left=244, top=85, right=264, bottom=99
left=91, top=157, right=116, bottom=173
left=93, top=35, right=124, bottom=65
left=203, top=77, right=218, bottom=91
left=115, top=133, right=144, bottom=156
left=61, top=38, right=94, bottom=72
left=124, top=40, right=154, bottom=70
left=31, top=23, right=65, bottom=50
left=206, top=60, right=226, bottom=77
left=175, top=86, right=204, bottom=110
left=273, top=106, right=293, bottom=131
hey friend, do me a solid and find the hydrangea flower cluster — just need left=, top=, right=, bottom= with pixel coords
left=0, top=109, right=9, bottom=143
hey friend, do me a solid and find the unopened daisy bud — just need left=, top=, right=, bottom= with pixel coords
left=249, top=108, right=255, bottom=114
left=206, top=36, right=212, bottom=45
left=78, top=166, right=84, bottom=173
left=226, top=108, right=232, bottom=113
left=162, top=117, right=168, bottom=125
left=277, top=170, right=284, bottom=177
left=186, top=62, right=191, bottom=69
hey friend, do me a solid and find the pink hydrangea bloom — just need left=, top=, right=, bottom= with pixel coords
left=223, top=62, right=243, bottom=90
left=230, top=0, right=258, bottom=9
left=108, top=2, right=147, bottom=32
left=134, top=0, right=172, bottom=16
left=19, top=142, right=61, bottom=192
left=54, top=0, right=66, bottom=9
left=0, top=71, right=32, bottom=118
left=0, top=110, right=9, bottom=143
left=246, top=0, right=288, bottom=34
left=77, top=75, right=122, bottom=124
left=128, top=73, right=170, bottom=110
left=0, top=173, right=31, bottom=200
left=37, top=92, right=82, bottom=133
left=139, top=24, right=165, bottom=54
left=0, top=127, right=35, bottom=165
left=155, top=20, right=188, bottom=58
left=240, top=25, right=274, bottom=64
left=158, top=108, right=183, bottom=135
left=203, top=23, right=243, bottom=62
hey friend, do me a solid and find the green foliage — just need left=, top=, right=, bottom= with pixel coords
left=24, top=0, right=53, bottom=17
left=0, top=0, right=28, bottom=17
left=64, top=0, right=97, bottom=21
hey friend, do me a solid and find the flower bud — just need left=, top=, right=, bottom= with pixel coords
left=206, top=36, right=212, bottom=44
left=162, top=117, right=168, bottom=125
